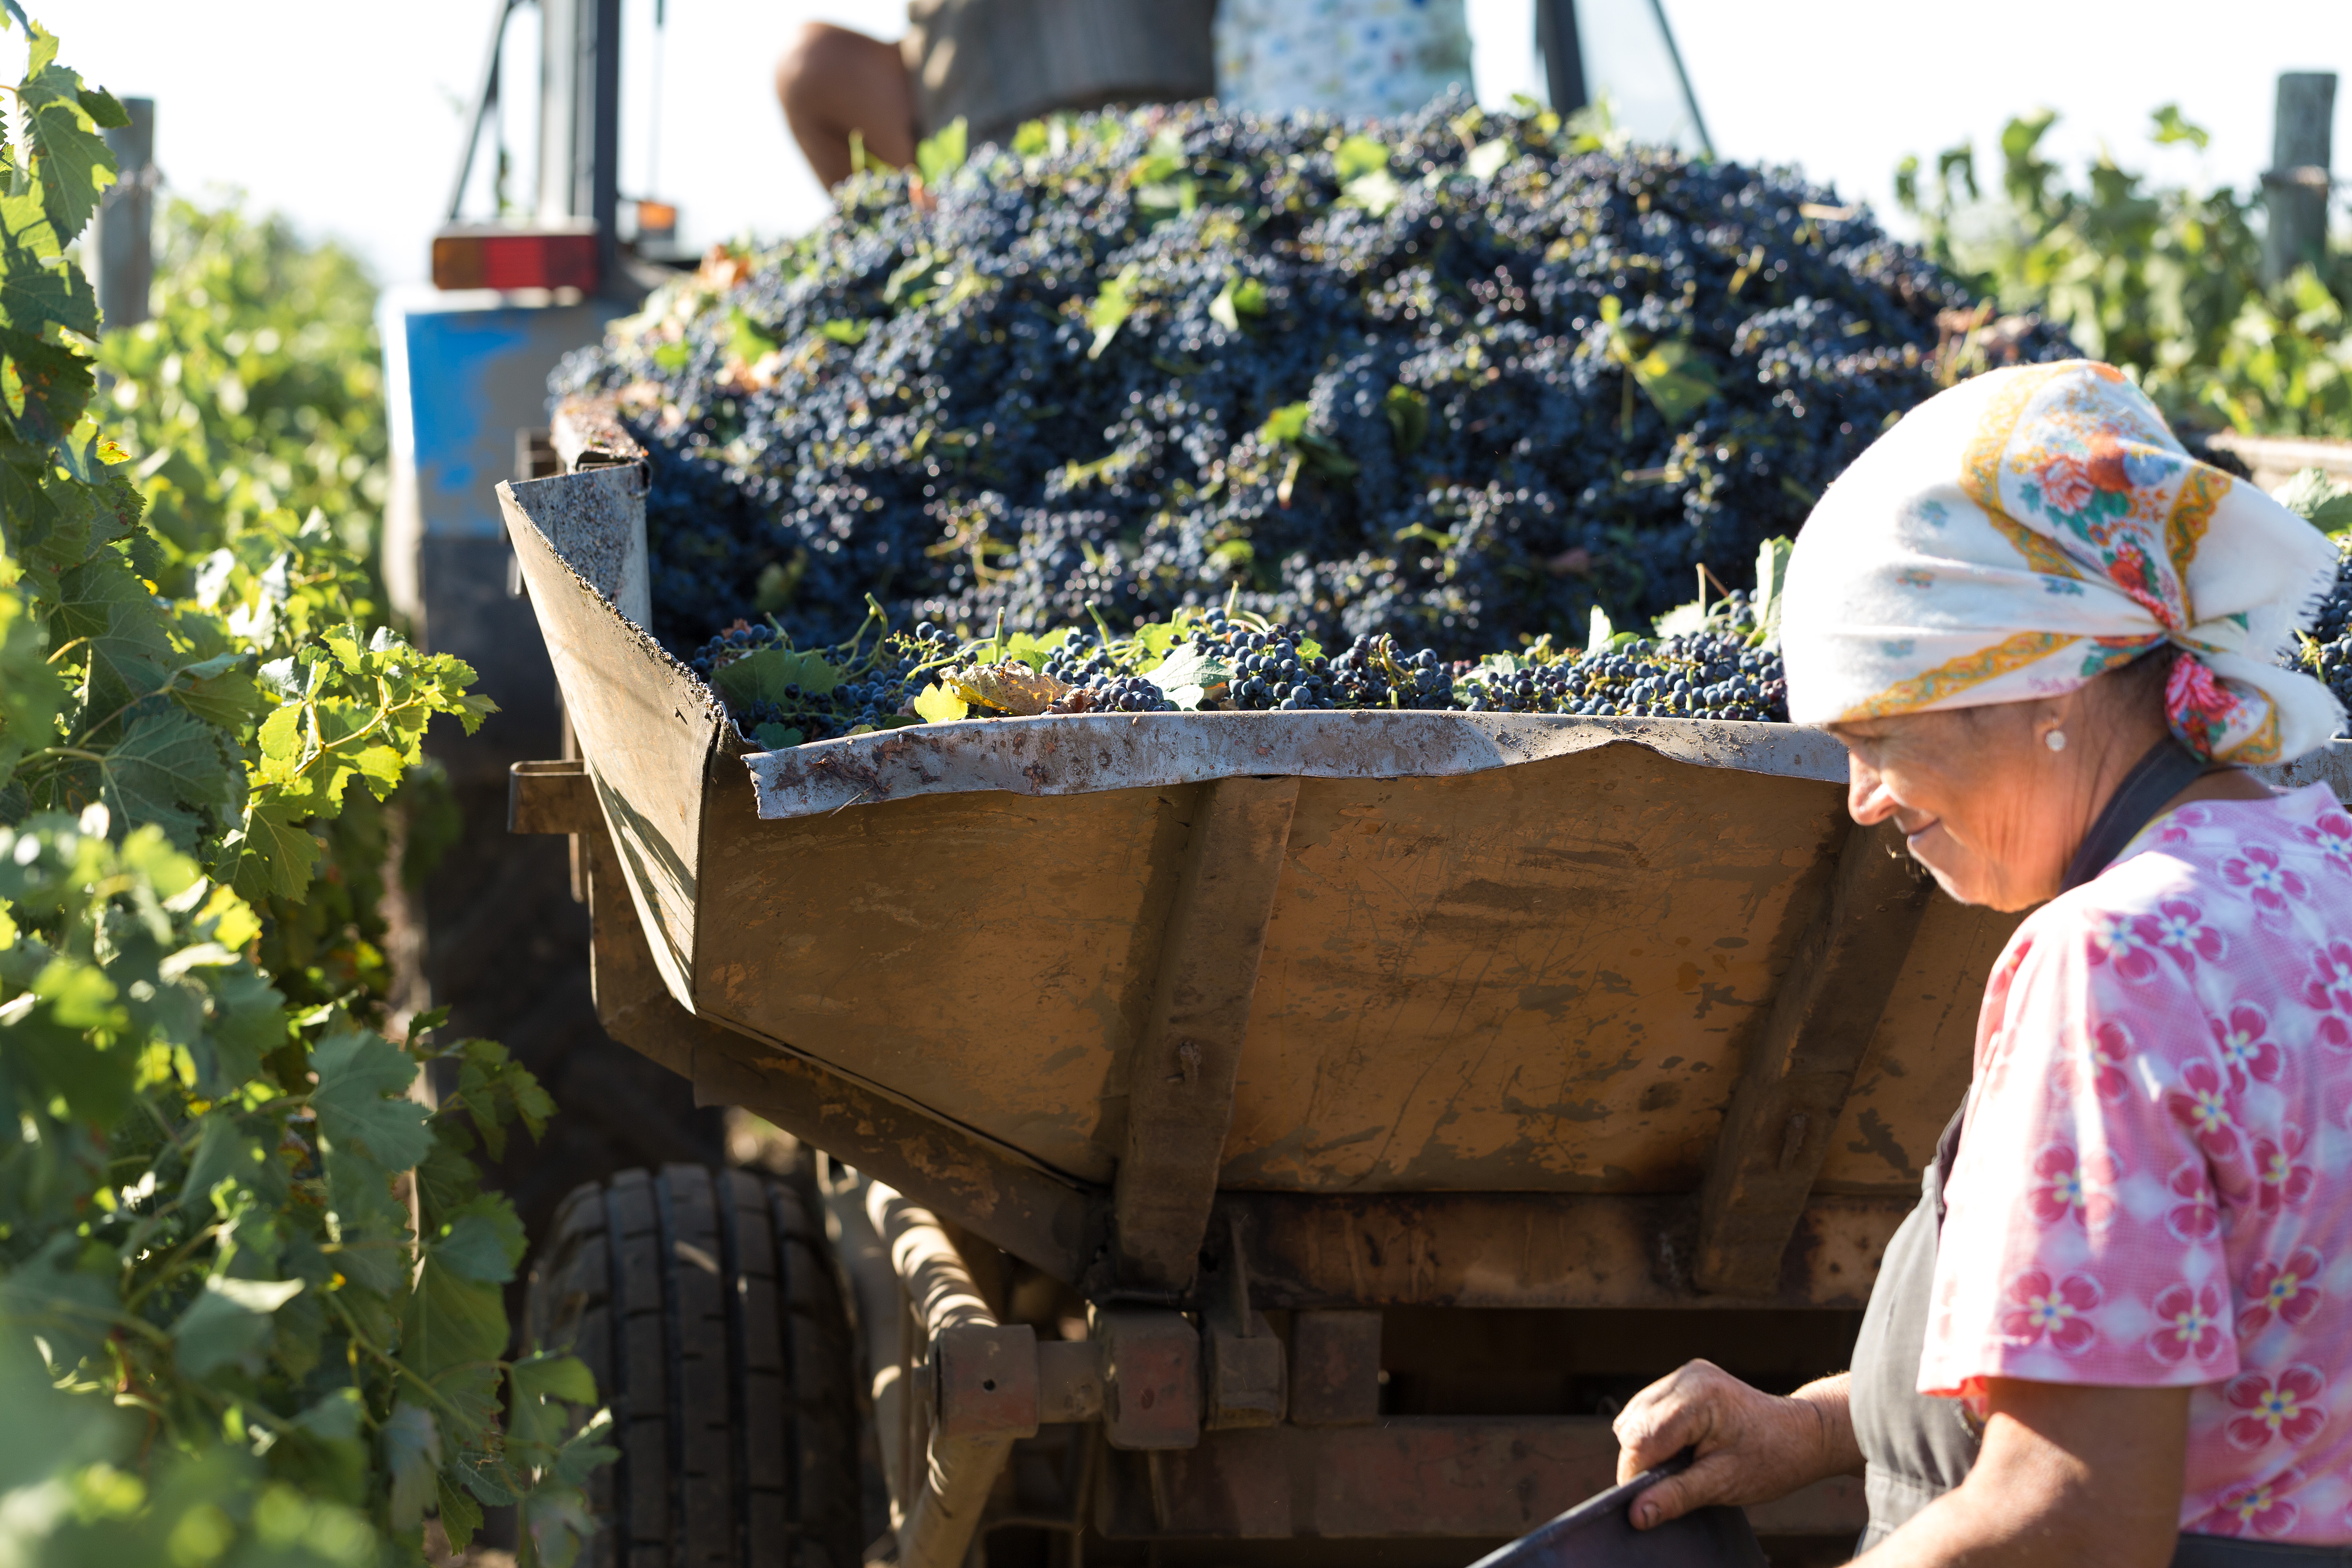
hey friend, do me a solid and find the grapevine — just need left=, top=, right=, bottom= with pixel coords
left=0, top=17, right=605, bottom=1566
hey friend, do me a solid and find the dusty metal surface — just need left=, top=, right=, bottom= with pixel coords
left=746, top=709, right=1849, bottom=820
left=1220, top=1191, right=1903, bottom=1310
left=1695, top=820, right=1936, bottom=1294
left=501, top=472, right=727, bottom=1008
left=1093, top=1418, right=1865, bottom=1539
left=1113, top=777, right=1300, bottom=1292
left=1217, top=751, right=1857, bottom=1193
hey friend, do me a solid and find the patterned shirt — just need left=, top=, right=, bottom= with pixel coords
left=1214, top=0, right=1472, bottom=120
left=1921, top=782, right=2352, bottom=1542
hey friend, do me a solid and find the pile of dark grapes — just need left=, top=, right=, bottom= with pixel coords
left=687, top=592, right=1789, bottom=748
left=556, top=95, right=2071, bottom=669
left=2286, top=537, right=2352, bottom=731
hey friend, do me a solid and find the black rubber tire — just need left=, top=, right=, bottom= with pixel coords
left=527, top=1164, right=864, bottom=1568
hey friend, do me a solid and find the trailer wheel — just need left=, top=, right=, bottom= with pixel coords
left=527, top=1164, right=864, bottom=1568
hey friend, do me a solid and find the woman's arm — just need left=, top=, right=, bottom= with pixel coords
left=1859, top=1379, right=2187, bottom=1568
left=1612, top=1360, right=1863, bottom=1527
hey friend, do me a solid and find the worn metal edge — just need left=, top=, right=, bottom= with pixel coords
left=742, top=710, right=1852, bottom=821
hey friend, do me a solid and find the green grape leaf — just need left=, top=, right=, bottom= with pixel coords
left=402, top=1252, right=509, bottom=1380
left=1334, top=134, right=1389, bottom=182
left=1628, top=340, right=1720, bottom=425
left=1464, top=138, right=1512, bottom=181
left=509, top=1352, right=599, bottom=1456
left=1087, top=263, right=1143, bottom=359
left=428, top=1195, right=526, bottom=1285
left=224, top=796, right=322, bottom=902
left=454, top=1038, right=556, bottom=1159
left=0, top=190, right=100, bottom=340
left=1383, top=384, right=1428, bottom=454
left=437, top=1474, right=486, bottom=1555
left=100, top=708, right=234, bottom=849
left=2273, top=468, right=2352, bottom=534
left=381, top=1402, right=441, bottom=1530
left=310, top=1026, right=432, bottom=1169
left=51, top=549, right=175, bottom=717
left=75, top=86, right=129, bottom=129
left=710, top=646, right=844, bottom=710
left=915, top=117, right=968, bottom=185
left=172, top=1274, right=304, bottom=1377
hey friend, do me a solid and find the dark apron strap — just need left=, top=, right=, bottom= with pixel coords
left=2058, top=736, right=2209, bottom=894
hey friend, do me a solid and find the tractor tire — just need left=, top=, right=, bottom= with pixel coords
left=526, top=1164, right=864, bottom=1568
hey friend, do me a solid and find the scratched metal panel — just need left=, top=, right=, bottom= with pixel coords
left=1217, top=746, right=1858, bottom=1192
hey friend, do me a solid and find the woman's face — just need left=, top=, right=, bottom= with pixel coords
left=1830, top=702, right=2089, bottom=911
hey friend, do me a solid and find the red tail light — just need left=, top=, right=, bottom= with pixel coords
left=432, top=225, right=599, bottom=292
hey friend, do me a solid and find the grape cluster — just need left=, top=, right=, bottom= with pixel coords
left=688, top=622, right=960, bottom=744
left=1454, top=633, right=1787, bottom=722
left=555, top=95, right=2070, bottom=669
left=2286, top=539, right=2352, bottom=731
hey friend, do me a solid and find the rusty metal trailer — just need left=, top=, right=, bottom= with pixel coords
left=498, top=416, right=2350, bottom=1568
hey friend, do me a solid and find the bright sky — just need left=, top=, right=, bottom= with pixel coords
left=40, top=0, right=2350, bottom=287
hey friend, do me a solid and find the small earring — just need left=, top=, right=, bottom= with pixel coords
left=2045, top=728, right=2068, bottom=753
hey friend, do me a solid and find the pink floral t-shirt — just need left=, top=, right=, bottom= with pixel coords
left=1921, top=782, right=2352, bottom=1542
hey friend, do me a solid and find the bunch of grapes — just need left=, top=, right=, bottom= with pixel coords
left=2285, top=538, right=2352, bottom=731
left=688, top=622, right=961, bottom=744
left=555, top=95, right=2071, bottom=670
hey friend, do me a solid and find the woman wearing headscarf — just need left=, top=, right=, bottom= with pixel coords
left=1611, top=361, right=2352, bottom=1566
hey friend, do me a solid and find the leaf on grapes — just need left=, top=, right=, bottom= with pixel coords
left=430, top=1195, right=527, bottom=1284
left=1751, top=535, right=1795, bottom=645
left=381, top=1402, right=442, bottom=1530
left=948, top=662, right=1070, bottom=715
left=310, top=1026, right=432, bottom=1169
left=1087, top=263, right=1143, bottom=359
left=1209, top=276, right=1268, bottom=332
left=817, top=318, right=867, bottom=346
left=1143, top=644, right=1230, bottom=708
left=2274, top=468, right=2352, bottom=534
left=999, top=628, right=1071, bottom=671
left=172, top=1274, right=304, bottom=1376
left=915, top=116, right=968, bottom=185
left=1259, top=402, right=1311, bottom=445
left=1334, top=134, right=1390, bottom=182
left=911, top=682, right=968, bottom=723
left=751, top=722, right=804, bottom=749
left=1383, top=383, right=1428, bottom=453
left=710, top=646, right=843, bottom=710
left=1464, top=138, right=1512, bottom=181
left=1628, top=340, right=1719, bottom=425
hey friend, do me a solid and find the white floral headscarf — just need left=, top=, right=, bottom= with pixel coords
left=1781, top=361, right=2341, bottom=764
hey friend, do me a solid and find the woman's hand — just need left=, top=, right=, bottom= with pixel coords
left=1613, top=1361, right=1862, bottom=1529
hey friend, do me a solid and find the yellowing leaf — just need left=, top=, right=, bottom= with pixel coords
left=947, top=661, right=1071, bottom=715
left=911, top=682, right=969, bottom=723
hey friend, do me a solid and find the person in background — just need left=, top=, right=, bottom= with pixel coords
left=1215, top=0, right=1471, bottom=120
left=777, top=0, right=1216, bottom=187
